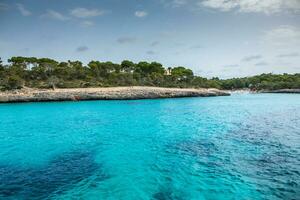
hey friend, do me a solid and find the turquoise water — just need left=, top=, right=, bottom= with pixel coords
left=0, top=94, right=299, bottom=200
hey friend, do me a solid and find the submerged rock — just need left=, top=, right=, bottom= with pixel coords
left=0, top=150, right=109, bottom=199
left=0, top=86, right=230, bottom=103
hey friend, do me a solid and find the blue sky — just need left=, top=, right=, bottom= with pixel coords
left=0, top=0, right=299, bottom=78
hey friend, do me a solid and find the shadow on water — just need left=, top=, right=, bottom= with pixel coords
left=167, top=139, right=227, bottom=171
left=230, top=118, right=300, bottom=199
left=0, top=150, right=110, bottom=199
left=150, top=140, right=219, bottom=200
left=152, top=186, right=185, bottom=200
left=151, top=141, right=213, bottom=200
left=171, top=139, right=218, bottom=157
left=166, top=117, right=300, bottom=200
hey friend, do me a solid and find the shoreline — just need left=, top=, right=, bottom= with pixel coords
left=0, top=87, right=230, bottom=103
left=227, top=89, right=300, bottom=94
left=261, top=89, right=300, bottom=94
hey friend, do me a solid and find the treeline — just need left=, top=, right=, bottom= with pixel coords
left=220, top=73, right=300, bottom=90
left=0, top=56, right=299, bottom=91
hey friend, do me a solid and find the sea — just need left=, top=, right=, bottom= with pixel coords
left=0, top=93, right=299, bottom=199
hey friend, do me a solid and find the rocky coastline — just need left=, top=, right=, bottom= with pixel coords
left=0, top=87, right=230, bottom=103
left=262, top=89, right=300, bottom=94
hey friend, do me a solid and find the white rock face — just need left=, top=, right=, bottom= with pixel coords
left=0, top=86, right=230, bottom=103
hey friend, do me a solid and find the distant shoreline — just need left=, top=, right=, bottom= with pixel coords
left=226, top=89, right=300, bottom=94
left=0, top=87, right=230, bottom=103
left=261, top=89, right=300, bottom=94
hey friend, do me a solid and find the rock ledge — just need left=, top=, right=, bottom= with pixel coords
left=0, top=87, right=230, bottom=103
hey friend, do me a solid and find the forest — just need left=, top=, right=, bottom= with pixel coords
left=0, top=56, right=299, bottom=91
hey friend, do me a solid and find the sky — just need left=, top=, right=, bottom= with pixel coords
left=0, top=0, right=299, bottom=78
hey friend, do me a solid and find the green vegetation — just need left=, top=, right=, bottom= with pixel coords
left=0, top=56, right=299, bottom=91
left=220, top=73, right=300, bottom=90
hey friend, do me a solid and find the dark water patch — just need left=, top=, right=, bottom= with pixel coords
left=153, top=190, right=173, bottom=200
left=165, top=139, right=232, bottom=178
left=152, top=185, right=186, bottom=200
left=165, top=139, right=230, bottom=175
left=248, top=151, right=300, bottom=199
left=169, top=139, right=219, bottom=158
left=152, top=190, right=181, bottom=200
left=0, top=150, right=110, bottom=199
left=225, top=112, right=300, bottom=200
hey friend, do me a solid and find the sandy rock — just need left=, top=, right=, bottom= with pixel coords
left=0, top=87, right=230, bottom=103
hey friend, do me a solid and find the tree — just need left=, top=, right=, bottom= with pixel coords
left=29, top=58, right=58, bottom=81
left=0, top=58, right=5, bottom=89
left=121, top=60, right=135, bottom=73
left=88, top=61, right=118, bottom=81
left=149, top=62, right=165, bottom=75
left=0, top=57, right=4, bottom=75
left=47, top=76, right=60, bottom=89
left=136, top=61, right=165, bottom=76
left=8, top=57, right=27, bottom=69
left=68, top=60, right=86, bottom=80
left=136, top=61, right=150, bottom=75
left=5, top=75, right=24, bottom=90
left=191, top=77, right=209, bottom=88
left=172, top=67, right=193, bottom=78
left=1, top=56, right=300, bottom=91
left=53, top=62, right=70, bottom=80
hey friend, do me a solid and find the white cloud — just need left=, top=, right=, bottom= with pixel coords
left=134, top=11, right=148, bottom=17
left=16, top=3, right=31, bottom=16
left=81, top=20, right=95, bottom=27
left=199, top=0, right=300, bottom=14
left=171, top=0, right=188, bottom=7
left=263, top=25, right=300, bottom=47
left=162, top=0, right=189, bottom=8
left=42, top=10, right=70, bottom=21
left=200, top=0, right=237, bottom=11
left=70, top=8, right=107, bottom=18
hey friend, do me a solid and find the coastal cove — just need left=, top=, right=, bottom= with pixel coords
left=1, top=1, right=300, bottom=199
left=0, top=93, right=299, bottom=199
